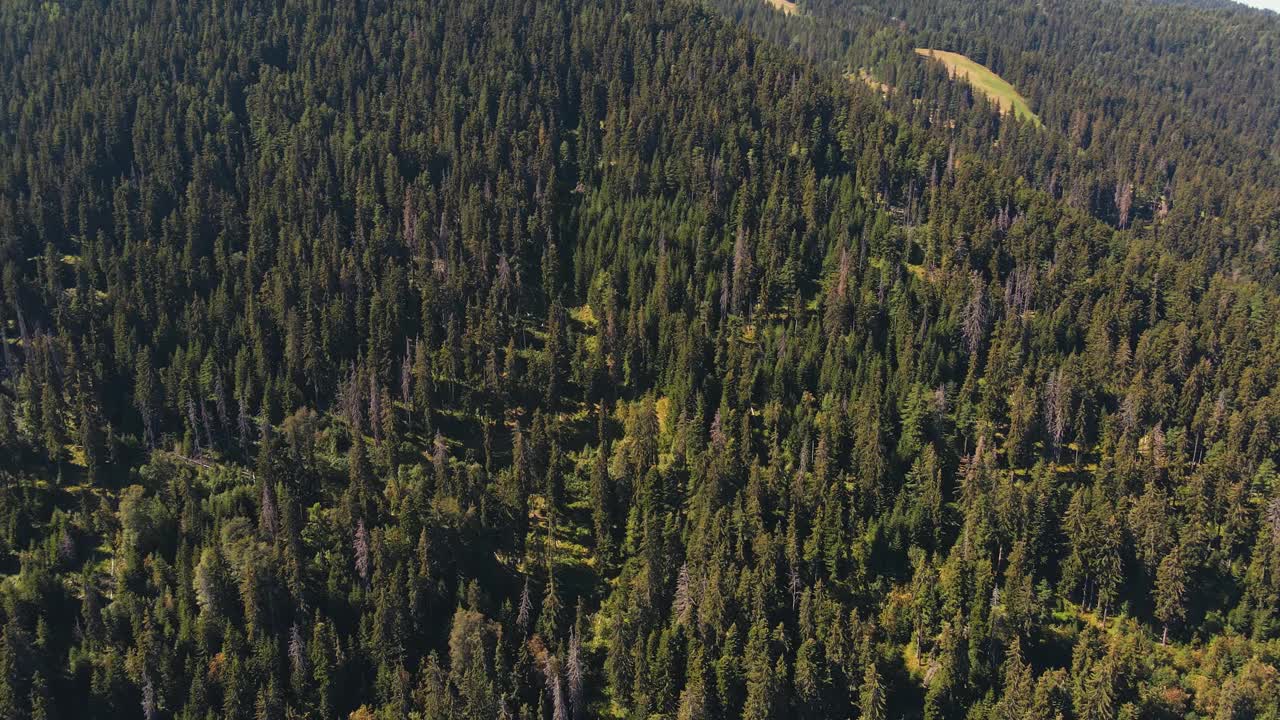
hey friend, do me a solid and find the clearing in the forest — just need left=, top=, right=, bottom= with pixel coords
left=764, top=0, right=799, bottom=16
left=915, top=48, right=1040, bottom=125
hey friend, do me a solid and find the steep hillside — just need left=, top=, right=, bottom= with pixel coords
left=709, top=0, right=1280, bottom=273
left=1, top=0, right=1278, bottom=718
left=913, top=49, right=1040, bottom=125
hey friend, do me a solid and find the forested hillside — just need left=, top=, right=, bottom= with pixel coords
left=1, top=0, right=1279, bottom=718
left=715, top=0, right=1280, bottom=270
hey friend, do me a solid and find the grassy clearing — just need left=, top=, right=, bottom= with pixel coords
left=764, top=0, right=799, bottom=16
left=848, top=69, right=891, bottom=95
left=915, top=49, right=1041, bottom=126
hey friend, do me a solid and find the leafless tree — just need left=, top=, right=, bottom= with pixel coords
left=141, top=672, right=157, bottom=720
left=354, top=520, right=371, bottom=583
left=545, top=655, right=568, bottom=720
left=260, top=481, right=278, bottom=539
left=401, top=339, right=413, bottom=406
left=567, top=630, right=584, bottom=719
left=1115, top=180, right=1134, bottom=229
left=369, top=375, right=383, bottom=445
left=962, top=273, right=988, bottom=357
left=673, top=563, right=694, bottom=626
left=289, top=622, right=307, bottom=677
left=731, top=224, right=752, bottom=315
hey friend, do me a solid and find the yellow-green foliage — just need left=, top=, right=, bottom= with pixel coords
left=764, top=0, right=799, bottom=17
left=916, top=49, right=1041, bottom=126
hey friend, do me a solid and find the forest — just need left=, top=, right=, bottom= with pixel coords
left=1, top=0, right=1278, bottom=718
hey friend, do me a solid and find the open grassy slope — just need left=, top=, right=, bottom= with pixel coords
left=916, top=48, right=1041, bottom=125
left=764, top=0, right=799, bottom=16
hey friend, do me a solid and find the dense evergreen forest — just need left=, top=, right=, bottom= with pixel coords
left=714, top=0, right=1280, bottom=261
left=1, top=0, right=1279, bottom=718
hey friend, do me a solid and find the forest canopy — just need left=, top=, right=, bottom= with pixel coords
left=1, top=0, right=1279, bottom=718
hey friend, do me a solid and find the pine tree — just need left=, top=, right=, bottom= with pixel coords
left=0, top=623, right=19, bottom=720
left=991, top=639, right=1034, bottom=720
left=858, top=661, right=886, bottom=720
left=0, top=391, right=16, bottom=449
left=742, top=621, right=776, bottom=720
left=1154, top=547, right=1187, bottom=645
left=517, top=579, right=533, bottom=635
left=40, top=379, right=64, bottom=463
left=135, top=349, right=159, bottom=448
left=539, top=575, right=562, bottom=639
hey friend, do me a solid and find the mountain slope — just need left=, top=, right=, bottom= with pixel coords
left=0, top=0, right=1278, bottom=718
left=710, top=0, right=1280, bottom=281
